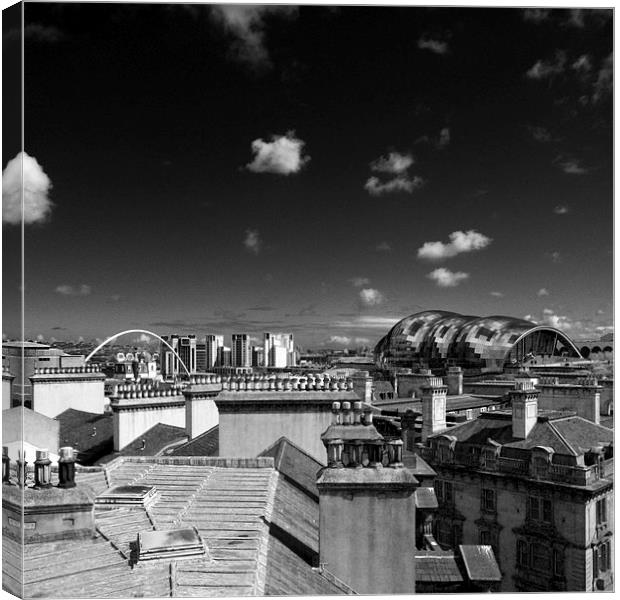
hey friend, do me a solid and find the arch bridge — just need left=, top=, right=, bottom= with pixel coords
left=85, top=329, right=191, bottom=377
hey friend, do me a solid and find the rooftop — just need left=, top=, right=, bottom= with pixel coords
left=4, top=456, right=349, bottom=598
left=169, top=425, right=219, bottom=457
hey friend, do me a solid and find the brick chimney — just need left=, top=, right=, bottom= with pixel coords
left=350, top=371, right=373, bottom=403
left=445, top=366, right=463, bottom=396
left=421, top=378, right=448, bottom=443
left=510, top=381, right=539, bottom=439
left=317, top=403, right=418, bottom=594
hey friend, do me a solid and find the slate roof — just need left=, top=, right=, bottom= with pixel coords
left=97, top=423, right=187, bottom=464
left=169, top=425, right=219, bottom=457
left=56, top=409, right=114, bottom=465
left=459, top=545, right=502, bottom=582
left=415, top=551, right=464, bottom=583
left=431, top=410, right=614, bottom=458
left=259, top=437, right=322, bottom=499
left=4, top=456, right=348, bottom=598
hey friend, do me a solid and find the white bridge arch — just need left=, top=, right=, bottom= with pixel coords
left=84, top=329, right=191, bottom=377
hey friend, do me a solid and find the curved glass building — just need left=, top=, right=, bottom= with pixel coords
left=374, top=310, right=582, bottom=372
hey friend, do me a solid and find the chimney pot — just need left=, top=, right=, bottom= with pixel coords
left=58, top=446, right=77, bottom=489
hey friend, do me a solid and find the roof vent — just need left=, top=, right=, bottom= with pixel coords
left=137, top=527, right=206, bottom=561
left=95, top=484, right=157, bottom=508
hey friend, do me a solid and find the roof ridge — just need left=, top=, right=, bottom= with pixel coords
left=545, top=420, right=579, bottom=456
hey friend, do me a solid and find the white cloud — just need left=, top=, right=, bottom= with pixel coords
left=526, top=51, right=566, bottom=79
left=554, top=205, right=569, bottom=215
left=417, top=36, right=448, bottom=55
left=246, top=131, right=310, bottom=175
left=243, top=229, right=262, bottom=254
left=555, top=156, right=587, bottom=175
left=135, top=333, right=151, bottom=343
left=427, top=268, right=469, bottom=287
left=437, top=127, right=450, bottom=149
left=523, top=8, right=550, bottom=23
left=375, top=241, right=392, bottom=252
left=364, top=175, right=424, bottom=196
left=333, top=316, right=401, bottom=329
left=355, top=337, right=370, bottom=344
left=349, top=277, right=370, bottom=287
left=572, top=54, right=592, bottom=74
left=490, top=291, right=504, bottom=298
left=365, top=149, right=424, bottom=195
left=592, top=53, right=612, bottom=103
left=370, top=152, right=414, bottom=174
left=55, top=284, right=91, bottom=296
left=36, top=334, right=45, bottom=342
left=417, top=230, right=492, bottom=260
left=359, top=288, right=385, bottom=306
left=210, top=5, right=297, bottom=67
left=537, top=288, right=550, bottom=296
left=3, top=151, right=53, bottom=225
left=330, top=335, right=351, bottom=345
left=567, top=9, right=585, bottom=27
left=528, top=125, right=552, bottom=142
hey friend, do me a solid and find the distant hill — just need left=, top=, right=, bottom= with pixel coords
left=600, top=332, right=614, bottom=342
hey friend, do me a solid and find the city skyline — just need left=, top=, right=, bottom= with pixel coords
left=2, top=5, right=613, bottom=348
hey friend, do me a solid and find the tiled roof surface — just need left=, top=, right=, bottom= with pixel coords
left=459, top=545, right=502, bottom=582
left=269, top=473, right=319, bottom=554
left=432, top=411, right=613, bottom=458
left=98, top=423, right=187, bottom=464
left=259, top=437, right=322, bottom=498
left=549, top=416, right=613, bottom=454
left=170, top=425, right=219, bottom=457
left=415, top=486, right=439, bottom=509
left=373, top=380, right=395, bottom=394
left=415, top=552, right=464, bottom=583
left=56, top=409, right=114, bottom=464
left=4, top=457, right=348, bottom=597
left=264, top=536, right=343, bottom=596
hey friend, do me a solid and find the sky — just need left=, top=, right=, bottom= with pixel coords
left=2, top=4, right=614, bottom=349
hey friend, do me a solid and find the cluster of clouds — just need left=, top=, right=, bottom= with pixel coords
left=243, top=229, right=262, bottom=254
left=3, top=151, right=53, bottom=225
left=416, top=230, right=492, bottom=288
left=349, top=276, right=385, bottom=307
left=329, top=335, right=371, bottom=346
left=417, top=34, right=449, bottom=55
left=523, top=8, right=611, bottom=29
left=210, top=5, right=297, bottom=68
left=526, top=48, right=612, bottom=107
left=55, top=284, right=91, bottom=296
left=364, top=151, right=424, bottom=196
left=417, top=230, right=492, bottom=260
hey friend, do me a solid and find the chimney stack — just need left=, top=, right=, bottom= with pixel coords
left=445, top=366, right=463, bottom=396
left=510, top=381, right=539, bottom=439
left=318, top=403, right=418, bottom=594
left=421, top=378, right=448, bottom=442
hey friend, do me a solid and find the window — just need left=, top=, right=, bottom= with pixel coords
left=437, top=519, right=452, bottom=546
left=596, top=498, right=607, bottom=525
left=595, top=540, right=611, bottom=574
left=435, top=480, right=454, bottom=505
left=480, top=530, right=491, bottom=545
left=481, top=488, right=496, bottom=512
left=553, top=549, right=564, bottom=577
left=517, top=540, right=528, bottom=567
left=528, top=496, right=552, bottom=523
left=444, top=481, right=454, bottom=504
left=530, top=543, right=551, bottom=572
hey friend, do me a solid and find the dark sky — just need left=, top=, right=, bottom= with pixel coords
left=3, top=4, right=613, bottom=348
